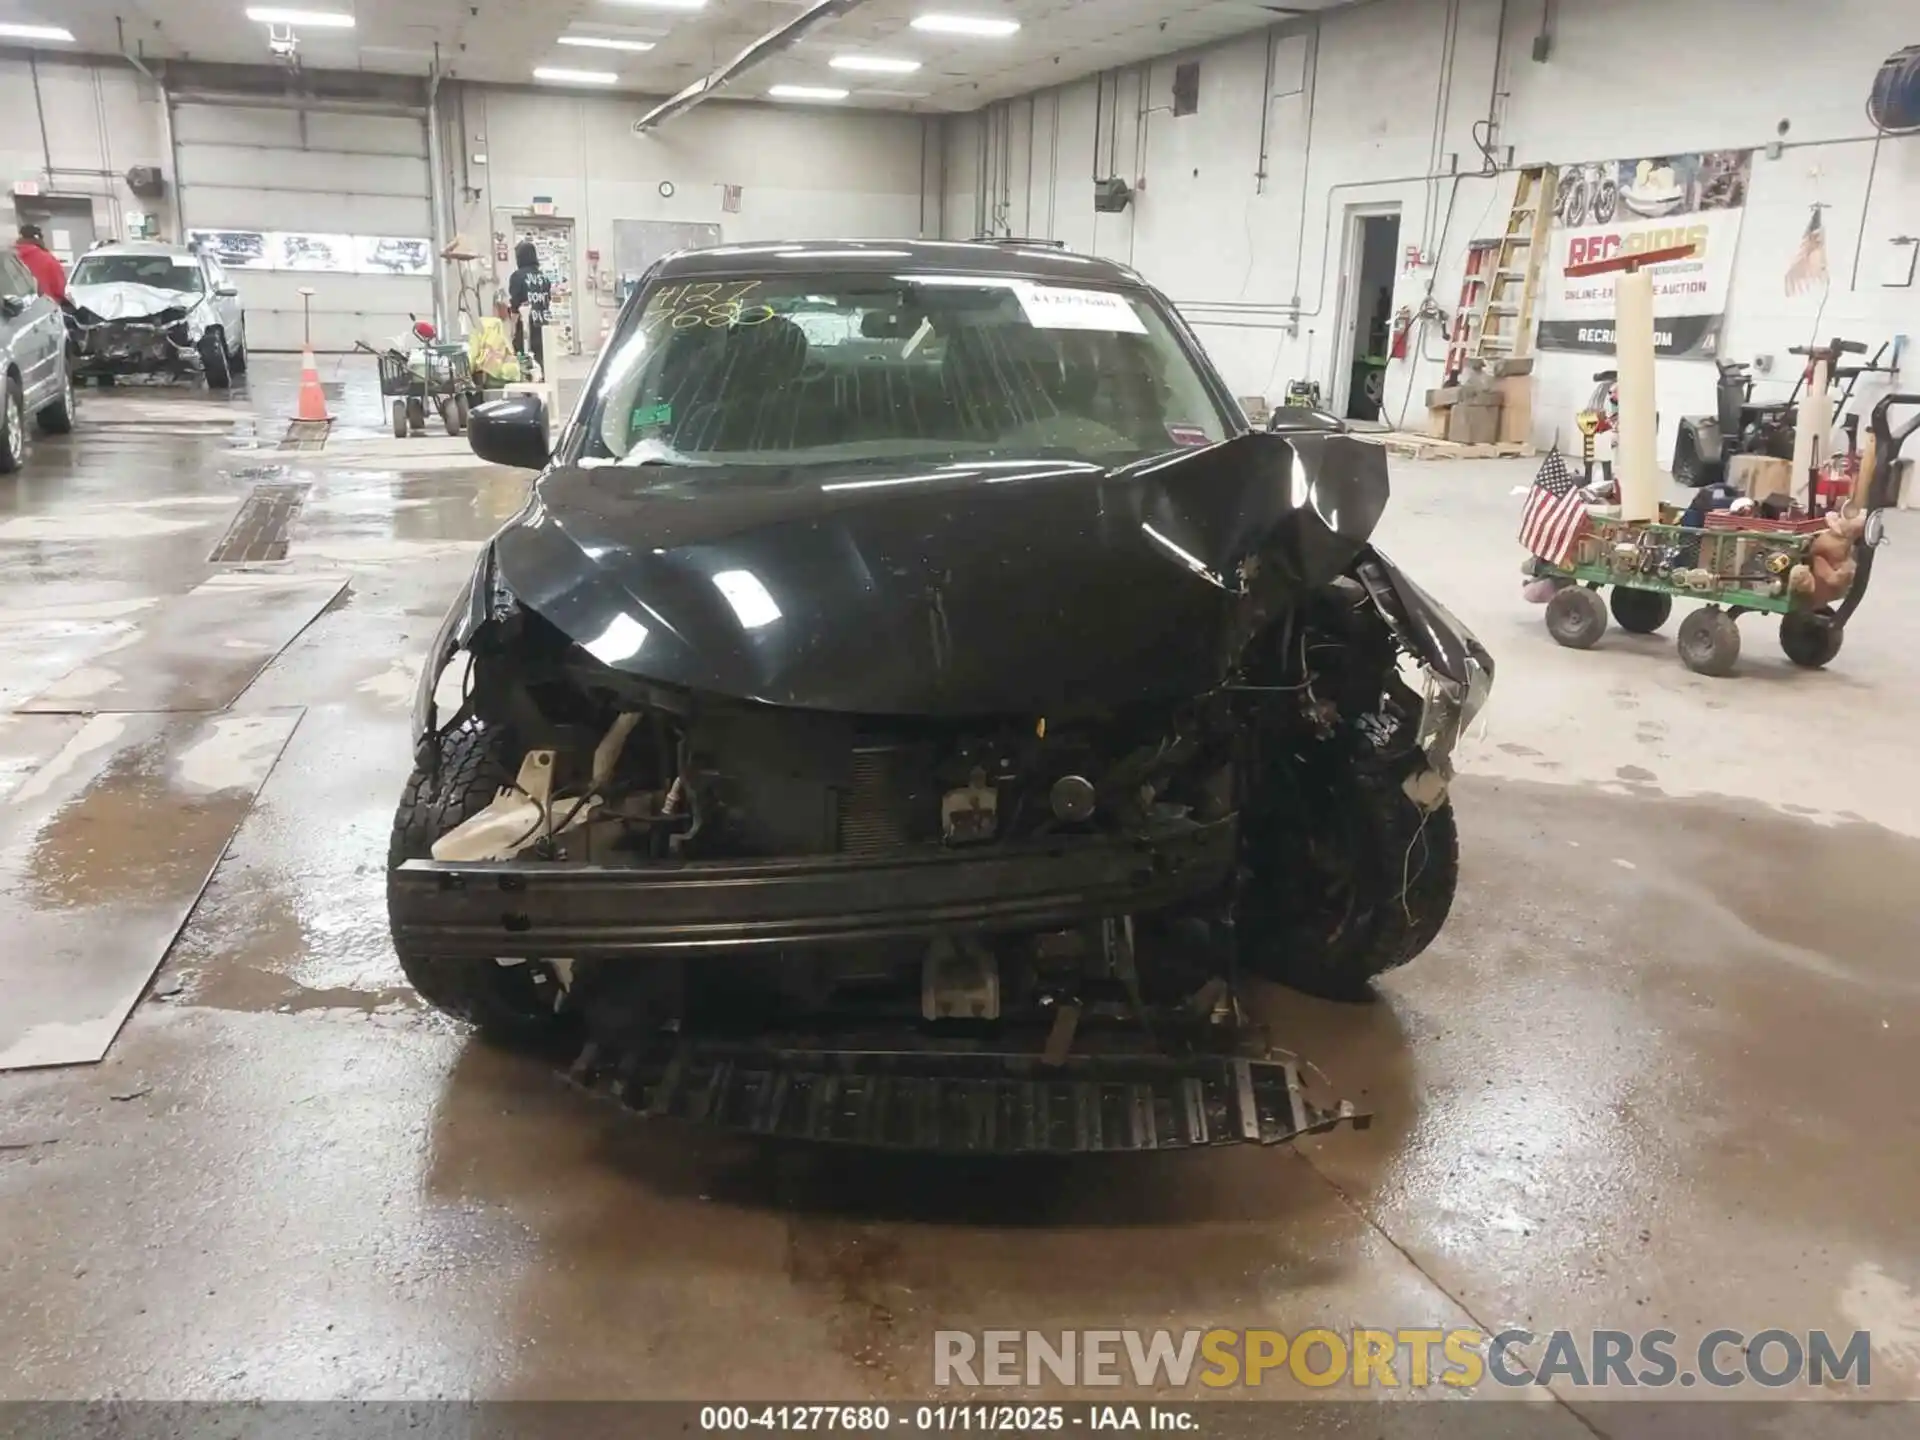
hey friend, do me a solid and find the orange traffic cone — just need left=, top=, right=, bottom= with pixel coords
left=296, top=346, right=331, bottom=422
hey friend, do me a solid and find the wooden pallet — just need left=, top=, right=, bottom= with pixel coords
left=1364, top=431, right=1536, bottom=461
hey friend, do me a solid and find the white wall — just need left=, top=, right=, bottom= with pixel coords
left=0, top=52, right=175, bottom=241
left=942, top=0, right=1920, bottom=456
left=453, top=84, right=939, bottom=343
left=6, top=55, right=939, bottom=349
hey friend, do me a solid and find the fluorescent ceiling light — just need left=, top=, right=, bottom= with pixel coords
left=558, top=35, right=656, bottom=52
left=534, top=66, right=620, bottom=83
left=604, top=0, right=705, bottom=9
left=0, top=22, right=74, bottom=41
left=830, top=54, right=922, bottom=74
left=245, top=7, right=355, bottom=26
left=769, top=84, right=849, bottom=101
left=911, top=13, right=1020, bottom=37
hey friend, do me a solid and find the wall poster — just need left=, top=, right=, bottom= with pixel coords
left=1535, top=149, right=1753, bottom=359
left=187, top=230, right=433, bottom=278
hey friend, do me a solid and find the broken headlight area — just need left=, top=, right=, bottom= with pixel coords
left=67, top=306, right=204, bottom=372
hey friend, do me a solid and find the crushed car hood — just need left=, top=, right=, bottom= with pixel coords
left=67, top=283, right=203, bottom=322
left=490, top=431, right=1391, bottom=716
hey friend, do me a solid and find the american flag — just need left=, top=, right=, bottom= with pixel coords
left=1519, top=448, right=1589, bottom=566
left=1786, top=206, right=1828, bottom=295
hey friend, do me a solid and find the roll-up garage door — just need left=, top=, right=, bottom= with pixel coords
left=173, top=101, right=432, bottom=352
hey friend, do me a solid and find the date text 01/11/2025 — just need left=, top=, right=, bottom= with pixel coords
left=699, top=1404, right=1199, bottom=1432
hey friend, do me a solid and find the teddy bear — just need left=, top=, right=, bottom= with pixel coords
left=1788, top=510, right=1866, bottom=605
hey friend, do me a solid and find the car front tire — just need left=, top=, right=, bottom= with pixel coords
left=386, top=722, right=580, bottom=1049
left=1237, top=723, right=1460, bottom=1002
left=201, top=329, right=233, bottom=390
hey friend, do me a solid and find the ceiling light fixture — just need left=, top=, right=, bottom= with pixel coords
left=830, top=54, right=922, bottom=74
left=534, top=66, right=621, bottom=84
left=0, top=22, right=75, bottom=41
left=604, top=0, right=706, bottom=10
left=558, top=35, right=657, bottom=52
left=244, top=7, right=356, bottom=27
left=769, top=84, right=850, bottom=101
left=910, top=14, right=1020, bottom=37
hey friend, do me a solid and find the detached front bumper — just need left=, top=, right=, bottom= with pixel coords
left=390, top=816, right=1237, bottom=960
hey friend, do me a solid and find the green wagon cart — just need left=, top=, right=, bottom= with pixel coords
left=1531, top=393, right=1918, bottom=676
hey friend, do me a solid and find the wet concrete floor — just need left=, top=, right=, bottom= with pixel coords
left=1, top=358, right=1917, bottom=1426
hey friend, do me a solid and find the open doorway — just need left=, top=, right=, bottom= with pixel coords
left=1338, top=208, right=1401, bottom=422
left=11, top=196, right=97, bottom=268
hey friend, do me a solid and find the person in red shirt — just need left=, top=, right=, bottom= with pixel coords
left=14, top=224, right=67, bottom=305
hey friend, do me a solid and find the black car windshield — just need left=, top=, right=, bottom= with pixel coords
left=578, top=271, right=1232, bottom=467
left=70, top=254, right=205, bottom=294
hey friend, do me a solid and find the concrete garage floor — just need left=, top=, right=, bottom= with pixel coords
left=1, top=356, right=1917, bottom=1423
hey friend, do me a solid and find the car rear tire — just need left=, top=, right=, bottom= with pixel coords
left=0, top=375, right=26, bottom=473
left=201, top=329, right=233, bottom=390
left=35, top=365, right=75, bottom=436
left=387, top=722, right=580, bottom=1049
left=1237, top=729, right=1459, bottom=1002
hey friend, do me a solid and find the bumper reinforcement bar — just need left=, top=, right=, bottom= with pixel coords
left=390, top=819, right=1237, bottom=958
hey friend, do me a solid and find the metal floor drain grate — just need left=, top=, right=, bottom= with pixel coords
left=277, top=419, right=331, bottom=452
left=208, top=482, right=311, bottom=563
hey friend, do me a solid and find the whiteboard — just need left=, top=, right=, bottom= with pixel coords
left=613, top=219, right=724, bottom=290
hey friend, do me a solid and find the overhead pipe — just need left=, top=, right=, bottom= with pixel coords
left=427, top=50, right=452, bottom=335
left=633, top=0, right=872, bottom=133
left=117, top=23, right=181, bottom=232
left=27, top=52, right=54, bottom=178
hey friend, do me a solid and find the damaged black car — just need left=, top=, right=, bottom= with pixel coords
left=388, top=240, right=1492, bottom=1155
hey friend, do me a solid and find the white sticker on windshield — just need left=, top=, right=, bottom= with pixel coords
left=1013, top=283, right=1148, bottom=334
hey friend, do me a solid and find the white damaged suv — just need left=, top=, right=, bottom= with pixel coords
left=66, top=242, right=248, bottom=388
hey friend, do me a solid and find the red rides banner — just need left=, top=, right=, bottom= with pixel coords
left=1535, top=149, right=1753, bottom=360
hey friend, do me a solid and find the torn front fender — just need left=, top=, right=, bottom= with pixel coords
left=1353, top=547, right=1492, bottom=777
left=410, top=552, right=490, bottom=755
left=1353, top=546, right=1492, bottom=688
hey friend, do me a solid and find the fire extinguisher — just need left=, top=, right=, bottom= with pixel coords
left=1389, top=306, right=1413, bottom=361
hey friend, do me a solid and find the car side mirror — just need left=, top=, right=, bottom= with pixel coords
left=0, top=296, right=25, bottom=319
left=469, top=394, right=550, bottom=471
left=215, top=285, right=239, bottom=298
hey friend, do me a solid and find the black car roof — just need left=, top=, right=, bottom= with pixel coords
left=651, top=238, right=1146, bottom=287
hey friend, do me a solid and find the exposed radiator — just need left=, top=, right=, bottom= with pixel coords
left=839, top=746, right=913, bottom=856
